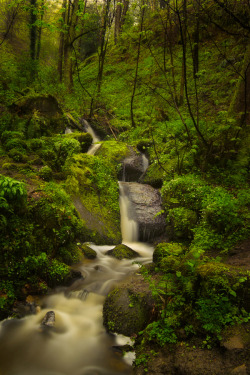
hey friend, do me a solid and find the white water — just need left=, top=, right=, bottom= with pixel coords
left=81, top=119, right=101, bottom=155
left=119, top=182, right=138, bottom=243
left=142, top=154, right=149, bottom=173
left=0, top=123, right=153, bottom=375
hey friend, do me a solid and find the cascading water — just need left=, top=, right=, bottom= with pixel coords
left=82, top=119, right=101, bottom=155
left=0, top=122, right=154, bottom=375
left=119, top=182, right=138, bottom=243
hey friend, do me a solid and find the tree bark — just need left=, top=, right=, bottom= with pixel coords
left=130, top=0, right=145, bottom=128
left=58, top=0, right=67, bottom=82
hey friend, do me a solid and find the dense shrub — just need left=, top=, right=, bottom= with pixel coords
left=39, top=165, right=53, bottom=181
left=1, top=130, right=25, bottom=144
left=4, top=138, right=27, bottom=152
left=8, top=149, right=27, bottom=163
left=167, top=207, right=198, bottom=239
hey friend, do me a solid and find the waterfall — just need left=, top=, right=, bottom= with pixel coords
left=65, top=127, right=72, bottom=134
left=142, top=153, right=149, bottom=173
left=81, top=119, right=101, bottom=155
left=119, top=182, right=139, bottom=243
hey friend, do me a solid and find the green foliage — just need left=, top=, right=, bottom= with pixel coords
left=201, top=187, right=241, bottom=233
left=0, top=281, right=16, bottom=318
left=139, top=241, right=250, bottom=348
left=65, top=132, right=93, bottom=153
left=1, top=131, right=25, bottom=144
left=47, top=259, right=70, bottom=285
left=97, top=140, right=129, bottom=164
left=8, top=148, right=28, bottom=163
left=153, top=242, right=185, bottom=266
left=39, top=165, right=53, bottom=181
left=161, top=175, right=211, bottom=211
left=167, top=207, right=197, bottom=239
left=0, top=175, right=27, bottom=206
left=64, top=153, right=120, bottom=214
left=63, top=153, right=121, bottom=243
left=29, top=138, right=44, bottom=151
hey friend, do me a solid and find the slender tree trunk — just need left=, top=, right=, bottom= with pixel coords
left=58, top=0, right=67, bottom=82
left=97, top=0, right=112, bottom=94
left=36, top=0, right=45, bottom=61
left=62, top=0, right=80, bottom=91
left=30, top=0, right=37, bottom=61
left=178, top=0, right=187, bottom=106
left=130, top=0, right=145, bottom=128
left=114, top=2, right=122, bottom=44
left=193, top=0, right=200, bottom=77
left=177, top=1, right=208, bottom=147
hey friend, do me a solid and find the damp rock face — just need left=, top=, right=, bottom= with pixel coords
left=120, top=182, right=166, bottom=242
left=119, top=148, right=147, bottom=182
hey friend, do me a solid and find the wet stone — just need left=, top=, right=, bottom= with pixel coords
left=40, top=311, right=55, bottom=330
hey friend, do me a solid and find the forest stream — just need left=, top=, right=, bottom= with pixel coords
left=0, top=123, right=153, bottom=375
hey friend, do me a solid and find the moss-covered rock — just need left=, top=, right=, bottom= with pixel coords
left=64, top=132, right=93, bottom=153
left=197, top=262, right=250, bottom=312
left=153, top=242, right=185, bottom=266
left=103, top=274, right=156, bottom=336
left=106, top=244, right=139, bottom=260
left=80, top=244, right=97, bottom=259
left=64, top=154, right=122, bottom=244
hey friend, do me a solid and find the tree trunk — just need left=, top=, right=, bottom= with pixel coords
left=30, top=0, right=37, bottom=61
left=193, top=0, right=200, bottom=77
left=178, top=0, right=187, bottom=106
left=58, top=0, right=67, bottom=82
left=114, top=2, right=122, bottom=44
left=130, top=0, right=145, bottom=128
left=230, top=43, right=250, bottom=127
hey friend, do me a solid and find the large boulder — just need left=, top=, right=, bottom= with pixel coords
left=120, top=182, right=166, bottom=242
left=105, top=244, right=139, bottom=260
left=11, top=95, right=65, bottom=137
left=103, top=274, right=156, bottom=337
left=119, top=147, right=148, bottom=182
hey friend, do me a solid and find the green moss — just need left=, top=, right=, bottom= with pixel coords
left=80, top=244, right=97, bottom=259
left=153, top=242, right=185, bottom=266
left=167, top=207, right=198, bottom=240
left=64, top=132, right=93, bottom=153
left=97, top=140, right=129, bottom=164
left=63, top=153, right=121, bottom=244
left=39, top=165, right=53, bottom=181
left=103, top=287, right=151, bottom=336
left=106, top=244, right=139, bottom=260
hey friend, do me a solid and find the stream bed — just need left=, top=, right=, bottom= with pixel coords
left=0, top=123, right=155, bottom=375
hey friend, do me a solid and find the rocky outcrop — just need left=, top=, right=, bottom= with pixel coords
left=12, top=95, right=63, bottom=118
left=73, top=197, right=122, bottom=245
left=120, top=182, right=166, bottom=242
left=11, top=94, right=65, bottom=137
left=119, top=147, right=148, bottom=182
left=103, top=273, right=156, bottom=337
